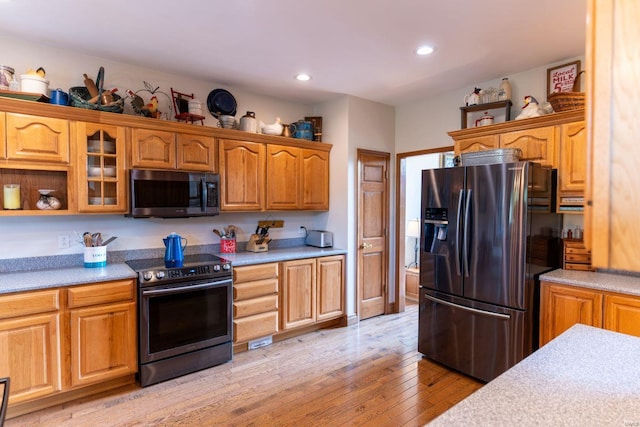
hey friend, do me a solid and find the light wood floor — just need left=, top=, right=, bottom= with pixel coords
left=7, top=302, right=482, bottom=427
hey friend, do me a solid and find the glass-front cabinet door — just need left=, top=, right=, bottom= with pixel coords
left=75, top=122, right=127, bottom=213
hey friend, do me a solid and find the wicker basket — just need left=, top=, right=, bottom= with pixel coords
left=548, top=71, right=585, bottom=112
left=68, top=86, right=124, bottom=113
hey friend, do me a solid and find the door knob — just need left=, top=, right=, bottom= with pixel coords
left=359, top=242, right=373, bottom=249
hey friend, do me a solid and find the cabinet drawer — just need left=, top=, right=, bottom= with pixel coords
left=234, top=295, right=278, bottom=318
left=0, top=289, right=60, bottom=319
left=234, top=263, right=278, bottom=283
left=564, top=253, right=592, bottom=263
left=564, top=263, right=593, bottom=271
left=234, top=278, right=278, bottom=301
left=565, top=246, right=591, bottom=255
left=234, top=311, right=278, bottom=343
left=67, top=280, right=135, bottom=308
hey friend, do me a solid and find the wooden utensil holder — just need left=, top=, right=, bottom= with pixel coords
left=246, top=234, right=268, bottom=252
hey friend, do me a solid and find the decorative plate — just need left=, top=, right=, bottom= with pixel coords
left=206, top=88, right=237, bottom=118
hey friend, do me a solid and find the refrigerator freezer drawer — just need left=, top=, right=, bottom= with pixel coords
left=418, top=290, right=532, bottom=383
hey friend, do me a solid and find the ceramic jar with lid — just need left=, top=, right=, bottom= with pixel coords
left=239, top=111, right=257, bottom=133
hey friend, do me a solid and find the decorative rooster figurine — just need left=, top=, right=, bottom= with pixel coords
left=515, top=95, right=545, bottom=120
left=141, top=96, right=159, bottom=118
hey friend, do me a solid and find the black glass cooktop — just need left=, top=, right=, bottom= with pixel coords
left=125, top=253, right=228, bottom=272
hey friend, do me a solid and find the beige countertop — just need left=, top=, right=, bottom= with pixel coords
left=0, top=246, right=347, bottom=295
left=429, top=324, right=640, bottom=426
left=540, top=268, right=640, bottom=296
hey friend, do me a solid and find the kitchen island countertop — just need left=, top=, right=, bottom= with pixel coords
left=540, top=268, right=640, bottom=296
left=429, top=324, right=640, bottom=426
left=0, top=246, right=347, bottom=294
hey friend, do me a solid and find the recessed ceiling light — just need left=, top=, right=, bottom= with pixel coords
left=295, top=73, right=311, bottom=81
left=416, top=45, right=434, bottom=56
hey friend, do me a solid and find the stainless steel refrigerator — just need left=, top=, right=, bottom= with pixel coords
left=417, top=161, right=561, bottom=382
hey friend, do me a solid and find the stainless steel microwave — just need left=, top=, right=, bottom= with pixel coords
left=129, top=169, right=220, bottom=218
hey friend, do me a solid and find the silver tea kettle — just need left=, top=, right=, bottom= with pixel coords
left=163, top=232, right=187, bottom=268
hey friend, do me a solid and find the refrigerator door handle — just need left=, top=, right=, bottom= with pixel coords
left=423, top=293, right=511, bottom=320
left=463, top=189, right=472, bottom=277
left=455, top=190, right=464, bottom=276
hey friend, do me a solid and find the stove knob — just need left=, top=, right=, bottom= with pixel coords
left=213, top=265, right=221, bottom=272
left=222, top=263, right=231, bottom=271
left=142, top=271, right=153, bottom=281
left=156, top=271, right=166, bottom=279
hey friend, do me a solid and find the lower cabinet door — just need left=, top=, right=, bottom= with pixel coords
left=69, top=302, right=137, bottom=388
left=604, top=294, right=640, bottom=338
left=280, top=259, right=316, bottom=330
left=540, top=282, right=603, bottom=346
left=0, top=313, right=62, bottom=404
left=316, top=255, right=345, bottom=321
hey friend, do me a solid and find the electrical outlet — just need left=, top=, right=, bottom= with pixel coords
left=58, top=235, right=70, bottom=249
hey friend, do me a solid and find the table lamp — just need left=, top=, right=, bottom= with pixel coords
left=406, top=219, right=421, bottom=268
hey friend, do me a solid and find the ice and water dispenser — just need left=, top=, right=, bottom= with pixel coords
left=423, top=207, right=448, bottom=252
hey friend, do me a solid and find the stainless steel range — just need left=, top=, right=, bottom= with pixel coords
left=126, top=254, right=233, bottom=387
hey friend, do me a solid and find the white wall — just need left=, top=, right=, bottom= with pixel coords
left=404, top=153, right=442, bottom=266
left=0, top=35, right=330, bottom=260
left=395, top=55, right=585, bottom=153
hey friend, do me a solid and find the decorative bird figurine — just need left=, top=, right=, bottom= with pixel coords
left=260, top=117, right=284, bottom=135
left=515, top=95, right=546, bottom=120
left=141, top=96, right=159, bottom=118
left=126, top=89, right=145, bottom=114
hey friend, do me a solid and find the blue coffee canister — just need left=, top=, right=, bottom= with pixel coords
left=290, top=120, right=314, bottom=140
left=50, top=89, right=69, bottom=106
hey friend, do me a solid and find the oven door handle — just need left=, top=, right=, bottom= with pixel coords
left=141, top=278, right=233, bottom=297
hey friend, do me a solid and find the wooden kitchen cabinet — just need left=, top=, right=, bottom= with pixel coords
left=557, top=121, right=586, bottom=213
left=176, top=132, right=216, bottom=172
left=266, top=144, right=300, bottom=210
left=0, top=112, right=5, bottom=159
left=405, top=267, right=420, bottom=301
left=219, top=139, right=265, bottom=211
left=540, top=281, right=602, bottom=346
left=233, top=263, right=279, bottom=343
left=5, top=113, right=70, bottom=164
left=499, top=126, right=556, bottom=167
left=0, top=289, right=62, bottom=405
left=130, top=128, right=176, bottom=169
left=316, top=255, right=345, bottom=321
left=281, top=255, right=345, bottom=330
left=454, top=134, right=498, bottom=155
left=75, top=121, right=128, bottom=213
left=603, top=294, right=640, bottom=338
left=541, top=280, right=640, bottom=345
left=585, top=0, right=640, bottom=272
left=280, top=258, right=316, bottom=330
left=562, top=239, right=592, bottom=271
left=66, top=280, right=137, bottom=388
left=301, top=148, right=329, bottom=210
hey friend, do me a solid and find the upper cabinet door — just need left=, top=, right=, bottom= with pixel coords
left=454, top=135, right=499, bottom=155
left=6, top=113, right=70, bottom=164
left=558, top=121, right=587, bottom=195
left=266, top=144, right=300, bottom=210
left=176, top=133, right=216, bottom=172
left=499, top=126, right=557, bottom=167
left=0, top=113, right=6, bottom=159
left=301, top=148, right=329, bottom=210
left=130, top=128, right=176, bottom=169
left=219, top=139, right=265, bottom=211
left=75, top=122, right=128, bottom=213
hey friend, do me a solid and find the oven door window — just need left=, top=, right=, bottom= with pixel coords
left=143, top=281, right=231, bottom=357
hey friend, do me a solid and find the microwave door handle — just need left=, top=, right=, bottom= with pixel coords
left=200, top=177, right=207, bottom=212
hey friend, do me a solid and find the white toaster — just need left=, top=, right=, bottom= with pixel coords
left=305, top=230, right=333, bottom=248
